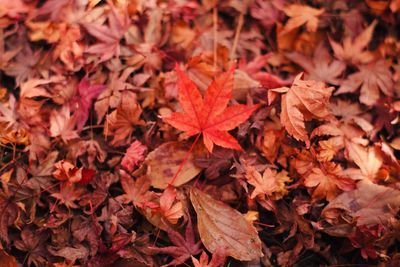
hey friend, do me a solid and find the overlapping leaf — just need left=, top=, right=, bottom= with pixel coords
left=276, top=73, right=334, bottom=146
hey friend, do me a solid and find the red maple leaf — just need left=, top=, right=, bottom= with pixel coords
left=151, top=218, right=202, bottom=266
left=163, top=65, right=259, bottom=152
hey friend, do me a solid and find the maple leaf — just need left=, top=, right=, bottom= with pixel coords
left=329, top=20, right=377, bottom=64
left=20, top=76, right=64, bottom=98
left=49, top=105, right=79, bottom=142
left=151, top=219, right=202, bottom=267
left=163, top=65, right=259, bottom=152
left=245, top=166, right=292, bottom=200
left=71, top=77, right=106, bottom=130
left=316, top=139, right=342, bottom=162
left=105, top=96, right=145, bottom=146
left=275, top=73, right=334, bottom=146
left=345, top=140, right=383, bottom=181
left=349, top=224, right=383, bottom=260
left=303, top=162, right=356, bottom=201
left=14, top=227, right=49, bottom=266
left=51, top=182, right=84, bottom=209
left=116, top=173, right=153, bottom=208
left=336, top=60, right=393, bottom=106
left=158, top=186, right=184, bottom=225
left=0, top=29, right=20, bottom=71
left=94, top=68, right=137, bottom=122
left=250, top=0, right=284, bottom=30
left=286, top=42, right=346, bottom=85
left=121, top=140, right=147, bottom=172
left=311, top=120, right=368, bottom=156
left=4, top=45, right=41, bottom=87
left=52, top=160, right=82, bottom=183
left=0, top=94, right=18, bottom=130
left=83, top=1, right=130, bottom=62
left=280, top=4, right=324, bottom=35
left=48, top=245, right=89, bottom=264
left=0, top=194, right=20, bottom=244
left=54, top=26, right=84, bottom=71
left=191, top=248, right=226, bottom=267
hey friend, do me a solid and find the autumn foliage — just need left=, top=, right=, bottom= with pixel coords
left=1, top=0, right=400, bottom=266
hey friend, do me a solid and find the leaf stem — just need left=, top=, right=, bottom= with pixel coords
left=168, top=134, right=201, bottom=186
left=230, top=4, right=246, bottom=60
left=213, top=6, right=218, bottom=70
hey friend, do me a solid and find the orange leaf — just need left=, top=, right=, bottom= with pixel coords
left=164, top=65, right=259, bottom=152
left=159, top=186, right=184, bottom=225
left=277, top=73, right=334, bottom=145
left=281, top=4, right=324, bottom=35
left=304, top=162, right=356, bottom=201
left=245, top=166, right=292, bottom=200
left=0, top=249, right=17, bottom=267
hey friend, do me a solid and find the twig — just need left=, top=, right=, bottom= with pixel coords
left=230, top=2, right=247, bottom=60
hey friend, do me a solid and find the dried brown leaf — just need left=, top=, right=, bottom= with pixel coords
left=190, top=188, right=263, bottom=261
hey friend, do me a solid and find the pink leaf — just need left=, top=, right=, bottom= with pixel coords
left=71, top=77, right=106, bottom=130
left=121, top=141, right=147, bottom=172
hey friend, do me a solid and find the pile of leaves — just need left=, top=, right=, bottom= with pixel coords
left=1, top=0, right=400, bottom=266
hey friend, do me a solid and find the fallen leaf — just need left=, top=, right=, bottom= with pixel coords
left=349, top=224, right=384, bottom=260
left=116, top=173, right=153, bottom=208
left=281, top=4, right=324, bottom=35
left=151, top=219, right=202, bottom=266
left=48, top=245, right=89, bottom=264
left=245, top=166, right=292, bottom=200
left=20, top=76, right=64, bottom=98
left=83, top=1, right=130, bottom=62
left=277, top=73, right=334, bottom=145
left=49, top=105, right=79, bottom=142
left=145, top=141, right=203, bottom=189
left=304, top=162, right=356, bottom=201
left=105, top=96, right=145, bottom=146
left=191, top=248, right=226, bottom=267
left=329, top=20, right=377, bottom=64
left=158, top=186, right=184, bottom=224
left=52, top=160, right=82, bottom=183
left=190, top=188, right=263, bottom=261
left=336, top=60, right=393, bottom=106
left=285, top=42, right=346, bottom=85
left=50, top=183, right=84, bottom=209
left=14, top=227, right=49, bottom=266
left=121, top=140, right=147, bottom=172
left=0, top=249, right=18, bottom=267
left=0, top=194, right=20, bottom=244
left=72, top=77, right=106, bottom=130
left=164, top=65, right=259, bottom=152
left=323, top=180, right=400, bottom=226
left=345, top=141, right=383, bottom=181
